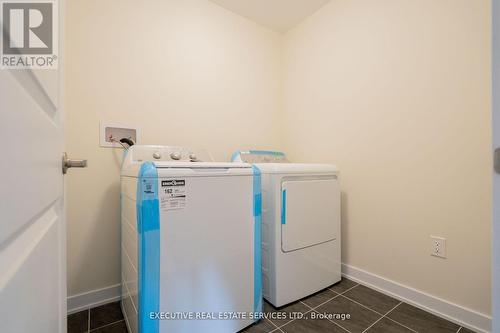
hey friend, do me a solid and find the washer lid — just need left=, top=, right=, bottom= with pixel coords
left=153, top=161, right=250, bottom=169
left=132, top=161, right=253, bottom=178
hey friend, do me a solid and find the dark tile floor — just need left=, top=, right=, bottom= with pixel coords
left=67, top=301, right=126, bottom=333
left=67, top=279, right=477, bottom=333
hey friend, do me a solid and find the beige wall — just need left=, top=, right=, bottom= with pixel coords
left=282, top=0, right=491, bottom=315
left=65, top=0, right=282, bottom=296
left=66, top=0, right=492, bottom=317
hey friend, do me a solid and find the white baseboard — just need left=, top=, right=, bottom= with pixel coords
left=67, top=284, right=121, bottom=315
left=342, top=263, right=491, bottom=333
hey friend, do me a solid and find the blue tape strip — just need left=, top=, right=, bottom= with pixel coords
left=231, top=150, right=242, bottom=162
left=249, top=150, right=285, bottom=156
left=119, top=150, right=128, bottom=302
left=231, top=150, right=286, bottom=162
left=281, top=190, right=287, bottom=225
left=252, top=165, right=263, bottom=314
left=137, top=162, right=160, bottom=333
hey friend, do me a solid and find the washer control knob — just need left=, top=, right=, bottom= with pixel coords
left=152, top=152, right=162, bottom=160
left=189, top=153, right=197, bottom=161
left=170, top=152, right=181, bottom=160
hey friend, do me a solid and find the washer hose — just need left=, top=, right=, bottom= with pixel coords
left=119, top=138, right=135, bottom=147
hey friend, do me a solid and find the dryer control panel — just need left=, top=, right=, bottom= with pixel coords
left=232, top=150, right=289, bottom=163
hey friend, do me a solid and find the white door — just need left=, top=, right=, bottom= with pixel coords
left=493, top=0, right=500, bottom=331
left=0, top=1, right=76, bottom=332
left=281, top=179, right=339, bottom=252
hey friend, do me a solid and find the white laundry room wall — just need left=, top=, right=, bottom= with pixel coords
left=65, top=0, right=493, bottom=330
left=65, top=0, right=282, bottom=307
left=282, top=0, right=491, bottom=320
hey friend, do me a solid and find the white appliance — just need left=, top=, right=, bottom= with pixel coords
left=121, top=145, right=262, bottom=333
left=232, top=150, right=341, bottom=307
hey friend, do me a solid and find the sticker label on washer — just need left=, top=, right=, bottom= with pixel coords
left=160, top=179, right=186, bottom=211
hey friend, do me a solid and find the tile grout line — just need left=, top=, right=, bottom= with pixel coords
left=384, top=316, right=419, bottom=333
left=342, top=280, right=458, bottom=333
left=305, top=289, right=344, bottom=310
left=299, top=290, right=352, bottom=333
left=74, top=282, right=459, bottom=333
left=339, top=284, right=359, bottom=294
left=326, top=283, right=408, bottom=333
left=272, top=307, right=315, bottom=331
left=259, top=283, right=351, bottom=332
left=297, top=283, right=360, bottom=333
left=268, top=328, right=285, bottom=333
left=266, top=317, right=281, bottom=330
left=313, top=308, right=352, bottom=333
left=361, top=301, right=402, bottom=333
left=261, top=304, right=284, bottom=332
left=300, top=300, right=313, bottom=309
left=339, top=294, right=385, bottom=316
left=299, top=298, right=350, bottom=332
left=307, top=282, right=417, bottom=333
left=89, top=319, right=125, bottom=332
left=328, top=283, right=359, bottom=296
left=336, top=283, right=418, bottom=333
left=327, top=287, right=341, bottom=294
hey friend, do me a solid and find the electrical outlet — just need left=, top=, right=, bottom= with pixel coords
left=431, top=236, right=446, bottom=258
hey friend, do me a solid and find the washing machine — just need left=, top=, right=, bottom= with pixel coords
left=232, top=150, right=341, bottom=307
left=121, top=145, right=262, bottom=333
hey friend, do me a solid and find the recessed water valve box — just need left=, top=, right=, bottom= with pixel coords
left=99, top=122, right=140, bottom=148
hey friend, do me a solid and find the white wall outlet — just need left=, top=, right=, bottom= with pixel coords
left=431, top=236, right=446, bottom=258
left=99, top=122, right=141, bottom=148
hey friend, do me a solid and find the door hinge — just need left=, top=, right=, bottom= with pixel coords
left=495, top=148, right=500, bottom=174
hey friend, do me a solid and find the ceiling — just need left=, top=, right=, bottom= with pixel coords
left=209, top=0, right=331, bottom=33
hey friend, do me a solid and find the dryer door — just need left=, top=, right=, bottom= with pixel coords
left=281, top=178, right=340, bottom=252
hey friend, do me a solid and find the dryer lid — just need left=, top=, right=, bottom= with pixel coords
left=254, top=163, right=338, bottom=174
left=231, top=150, right=289, bottom=163
left=231, top=150, right=338, bottom=174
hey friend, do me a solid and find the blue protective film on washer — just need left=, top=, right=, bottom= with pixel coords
left=252, top=165, right=263, bottom=314
left=137, top=162, right=160, bottom=333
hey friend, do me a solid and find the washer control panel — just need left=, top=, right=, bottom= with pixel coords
left=130, top=146, right=210, bottom=163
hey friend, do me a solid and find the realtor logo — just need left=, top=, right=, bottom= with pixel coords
left=1, top=0, right=58, bottom=69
